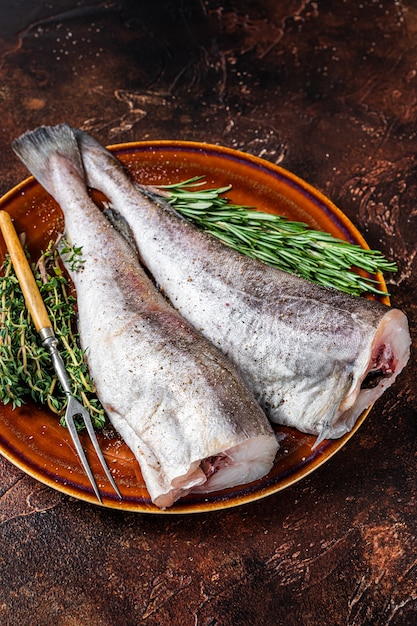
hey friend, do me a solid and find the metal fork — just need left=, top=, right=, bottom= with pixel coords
left=0, top=210, right=121, bottom=503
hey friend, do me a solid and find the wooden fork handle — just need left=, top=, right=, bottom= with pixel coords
left=0, top=210, right=52, bottom=333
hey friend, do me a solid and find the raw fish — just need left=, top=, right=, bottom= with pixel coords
left=74, top=128, right=411, bottom=442
left=12, top=124, right=279, bottom=508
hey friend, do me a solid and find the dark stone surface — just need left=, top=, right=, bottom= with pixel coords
left=0, top=1, right=416, bottom=624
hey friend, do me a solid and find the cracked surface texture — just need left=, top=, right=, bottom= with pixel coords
left=0, top=1, right=416, bottom=625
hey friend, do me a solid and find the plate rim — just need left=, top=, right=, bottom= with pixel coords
left=0, top=139, right=388, bottom=513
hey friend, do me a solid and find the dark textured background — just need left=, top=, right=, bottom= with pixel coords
left=0, top=2, right=416, bottom=624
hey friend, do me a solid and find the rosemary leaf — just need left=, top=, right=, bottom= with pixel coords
left=157, top=177, right=396, bottom=296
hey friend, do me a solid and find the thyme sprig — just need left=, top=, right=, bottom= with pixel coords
left=155, top=177, right=396, bottom=296
left=0, top=242, right=105, bottom=429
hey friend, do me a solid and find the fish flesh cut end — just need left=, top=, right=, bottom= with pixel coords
left=311, top=307, right=411, bottom=445
left=73, top=128, right=411, bottom=443
left=192, top=435, right=277, bottom=494
left=12, top=124, right=279, bottom=508
left=324, top=307, right=411, bottom=441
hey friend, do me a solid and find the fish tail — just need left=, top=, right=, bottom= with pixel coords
left=73, top=128, right=123, bottom=188
left=75, top=128, right=180, bottom=220
left=73, top=127, right=109, bottom=154
left=12, top=123, right=85, bottom=195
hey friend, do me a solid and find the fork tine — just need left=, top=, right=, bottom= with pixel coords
left=66, top=397, right=122, bottom=501
left=65, top=407, right=103, bottom=503
left=75, top=401, right=123, bottom=499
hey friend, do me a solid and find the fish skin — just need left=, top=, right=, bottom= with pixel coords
left=12, top=124, right=278, bottom=508
left=74, top=128, right=411, bottom=440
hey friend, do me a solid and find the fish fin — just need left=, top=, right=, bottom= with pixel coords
left=73, top=128, right=123, bottom=187
left=311, top=423, right=332, bottom=450
left=12, top=123, right=85, bottom=195
left=73, top=127, right=105, bottom=150
left=101, top=202, right=157, bottom=282
left=133, top=182, right=191, bottom=225
left=102, top=202, right=138, bottom=250
left=74, top=128, right=180, bottom=217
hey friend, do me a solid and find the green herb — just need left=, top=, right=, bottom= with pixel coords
left=59, top=237, right=85, bottom=272
left=154, top=177, right=396, bottom=297
left=0, top=242, right=105, bottom=429
left=0, top=176, right=397, bottom=423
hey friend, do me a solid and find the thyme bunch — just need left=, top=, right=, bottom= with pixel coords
left=0, top=242, right=105, bottom=429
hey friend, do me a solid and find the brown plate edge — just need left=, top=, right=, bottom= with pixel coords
left=0, top=140, right=388, bottom=513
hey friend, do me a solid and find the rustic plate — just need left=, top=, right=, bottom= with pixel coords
left=0, top=141, right=388, bottom=513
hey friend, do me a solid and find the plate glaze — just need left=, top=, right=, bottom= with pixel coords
left=0, top=141, right=388, bottom=513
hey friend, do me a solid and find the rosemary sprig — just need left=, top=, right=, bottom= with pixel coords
left=0, top=243, right=105, bottom=429
left=155, top=177, right=396, bottom=296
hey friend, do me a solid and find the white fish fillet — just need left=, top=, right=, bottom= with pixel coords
left=12, top=124, right=278, bottom=508
left=73, top=128, right=411, bottom=442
